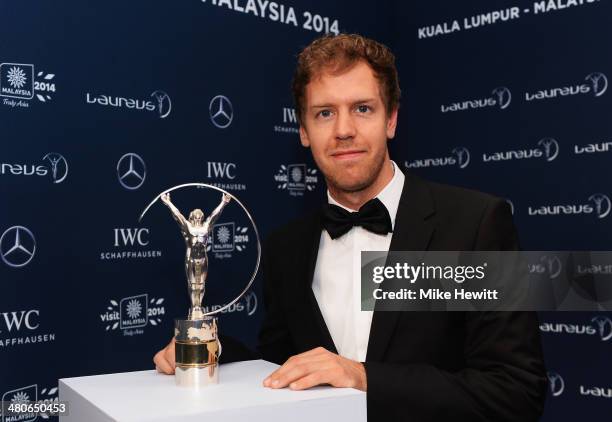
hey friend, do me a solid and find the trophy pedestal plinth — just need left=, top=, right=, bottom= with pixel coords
left=174, top=317, right=220, bottom=388
left=59, top=360, right=367, bottom=422
left=176, top=365, right=218, bottom=387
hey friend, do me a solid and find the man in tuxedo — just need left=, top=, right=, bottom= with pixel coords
left=155, top=34, right=546, bottom=421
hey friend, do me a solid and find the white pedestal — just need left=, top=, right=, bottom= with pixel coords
left=59, top=359, right=366, bottom=422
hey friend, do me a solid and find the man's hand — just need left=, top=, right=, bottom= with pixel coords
left=263, top=347, right=367, bottom=391
left=160, top=192, right=171, bottom=204
left=222, top=193, right=232, bottom=203
left=153, top=338, right=176, bottom=374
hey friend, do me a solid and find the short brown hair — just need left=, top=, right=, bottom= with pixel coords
left=292, top=33, right=400, bottom=124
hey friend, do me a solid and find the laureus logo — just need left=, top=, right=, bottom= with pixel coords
left=453, top=147, right=471, bottom=168
left=86, top=89, right=171, bottom=118
left=405, top=147, right=470, bottom=169
left=547, top=372, right=565, bottom=397
left=525, top=72, right=608, bottom=101
left=491, top=87, right=512, bottom=109
left=1, top=152, right=68, bottom=184
left=580, top=385, right=612, bottom=399
left=440, top=86, right=511, bottom=113
left=592, top=316, right=612, bottom=341
left=537, top=138, right=559, bottom=162
left=574, top=140, right=612, bottom=155
left=540, top=316, right=612, bottom=342
left=150, top=90, right=172, bottom=118
left=274, top=164, right=319, bottom=196
left=483, top=138, right=559, bottom=163
left=528, top=193, right=611, bottom=219
left=589, top=193, right=611, bottom=219
left=244, top=291, right=258, bottom=316
left=528, top=254, right=562, bottom=279
left=202, top=291, right=258, bottom=317
left=42, top=152, right=68, bottom=183
left=585, top=72, right=608, bottom=97
left=101, top=294, right=165, bottom=336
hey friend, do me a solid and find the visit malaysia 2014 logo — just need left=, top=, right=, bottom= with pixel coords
left=0, top=63, right=57, bottom=108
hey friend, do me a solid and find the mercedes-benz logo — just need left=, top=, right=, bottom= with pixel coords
left=0, top=226, right=36, bottom=268
left=209, top=95, right=233, bottom=129
left=117, top=153, right=146, bottom=190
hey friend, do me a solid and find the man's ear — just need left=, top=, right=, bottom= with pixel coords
left=386, top=107, right=399, bottom=140
left=299, top=125, right=311, bottom=147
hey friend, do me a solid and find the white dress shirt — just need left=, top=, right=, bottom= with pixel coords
left=312, top=161, right=405, bottom=362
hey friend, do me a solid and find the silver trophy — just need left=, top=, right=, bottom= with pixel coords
left=140, top=184, right=260, bottom=388
left=160, top=192, right=231, bottom=321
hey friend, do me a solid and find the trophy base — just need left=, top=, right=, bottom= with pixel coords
left=176, top=364, right=219, bottom=387
left=174, top=317, right=221, bottom=388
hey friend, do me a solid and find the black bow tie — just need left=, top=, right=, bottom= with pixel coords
left=322, top=198, right=393, bottom=239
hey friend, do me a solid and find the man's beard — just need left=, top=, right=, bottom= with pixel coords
left=323, top=149, right=387, bottom=194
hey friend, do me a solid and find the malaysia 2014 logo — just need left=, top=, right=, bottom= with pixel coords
left=274, top=164, right=319, bottom=196
left=0, top=63, right=57, bottom=108
left=206, top=222, right=250, bottom=259
left=2, top=383, right=59, bottom=421
left=100, top=294, right=165, bottom=336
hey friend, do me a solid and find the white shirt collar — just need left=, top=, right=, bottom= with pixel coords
left=326, top=160, right=405, bottom=229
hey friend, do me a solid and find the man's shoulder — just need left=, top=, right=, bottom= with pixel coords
left=403, top=170, right=503, bottom=212
left=423, top=177, right=504, bottom=212
left=265, top=208, right=321, bottom=249
left=408, top=173, right=517, bottom=249
left=402, top=172, right=512, bottom=234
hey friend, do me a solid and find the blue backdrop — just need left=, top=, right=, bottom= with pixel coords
left=0, top=0, right=610, bottom=420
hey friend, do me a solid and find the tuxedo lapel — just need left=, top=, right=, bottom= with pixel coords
left=366, top=171, right=436, bottom=361
left=293, top=210, right=338, bottom=354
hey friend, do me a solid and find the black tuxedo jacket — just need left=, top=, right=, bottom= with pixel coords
left=247, top=171, right=546, bottom=421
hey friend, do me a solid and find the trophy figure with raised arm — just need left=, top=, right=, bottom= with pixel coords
left=158, top=191, right=231, bottom=387
left=140, top=183, right=261, bottom=388
left=160, top=192, right=231, bottom=320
